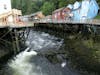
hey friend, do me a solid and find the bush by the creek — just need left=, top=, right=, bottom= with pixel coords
left=65, top=34, right=100, bottom=74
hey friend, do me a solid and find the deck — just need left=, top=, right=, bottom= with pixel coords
left=34, top=19, right=100, bottom=26
left=0, top=22, right=34, bottom=28
left=0, top=19, right=100, bottom=28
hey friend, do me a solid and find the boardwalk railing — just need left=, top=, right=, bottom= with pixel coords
left=0, top=21, right=34, bottom=28
left=0, top=19, right=100, bottom=28
left=35, top=19, right=100, bottom=26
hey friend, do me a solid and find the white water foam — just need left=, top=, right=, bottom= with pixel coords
left=8, top=30, right=81, bottom=75
left=8, top=31, right=64, bottom=75
left=8, top=47, right=39, bottom=75
left=25, top=31, right=63, bottom=51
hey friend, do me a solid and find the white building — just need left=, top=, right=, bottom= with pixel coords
left=0, top=0, right=12, bottom=14
left=0, top=0, right=13, bottom=22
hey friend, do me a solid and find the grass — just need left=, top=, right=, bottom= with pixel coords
left=95, top=15, right=100, bottom=19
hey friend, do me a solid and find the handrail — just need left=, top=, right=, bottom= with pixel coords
left=34, top=19, right=100, bottom=25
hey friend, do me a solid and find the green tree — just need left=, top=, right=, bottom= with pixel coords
left=11, top=0, right=87, bottom=15
left=41, top=2, right=55, bottom=15
left=11, top=0, right=43, bottom=15
left=58, top=0, right=67, bottom=8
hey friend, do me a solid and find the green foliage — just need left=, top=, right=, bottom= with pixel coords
left=65, top=34, right=100, bottom=73
left=41, top=2, right=55, bottom=15
left=95, top=15, right=100, bottom=19
left=11, top=0, right=44, bottom=15
left=58, top=0, right=68, bottom=8
left=11, top=0, right=100, bottom=15
left=11, top=0, right=71, bottom=15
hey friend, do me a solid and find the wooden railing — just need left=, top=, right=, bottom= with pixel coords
left=34, top=19, right=100, bottom=25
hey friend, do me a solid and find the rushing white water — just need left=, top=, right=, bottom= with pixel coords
left=8, top=48, right=38, bottom=75
left=8, top=30, right=80, bottom=75
left=25, top=31, right=63, bottom=51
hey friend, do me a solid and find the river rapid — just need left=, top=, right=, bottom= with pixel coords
left=0, top=30, right=83, bottom=75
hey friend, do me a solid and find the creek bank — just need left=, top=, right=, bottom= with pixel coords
left=64, top=33, right=100, bottom=74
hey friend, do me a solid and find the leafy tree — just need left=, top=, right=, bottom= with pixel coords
left=58, top=0, right=68, bottom=8
left=41, top=2, right=55, bottom=15
left=11, top=0, right=100, bottom=15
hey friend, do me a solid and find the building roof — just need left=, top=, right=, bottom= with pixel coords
left=67, top=4, right=73, bottom=9
left=28, top=11, right=42, bottom=17
left=73, top=1, right=81, bottom=10
left=45, top=15, right=52, bottom=19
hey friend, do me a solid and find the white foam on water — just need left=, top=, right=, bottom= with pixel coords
left=61, top=62, right=66, bottom=68
left=8, top=47, right=40, bottom=75
left=8, top=31, right=63, bottom=75
left=25, top=30, right=63, bottom=51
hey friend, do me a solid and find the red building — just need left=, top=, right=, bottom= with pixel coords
left=52, top=7, right=71, bottom=20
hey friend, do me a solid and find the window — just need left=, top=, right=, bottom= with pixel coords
left=4, top=4, right=7, bottom=9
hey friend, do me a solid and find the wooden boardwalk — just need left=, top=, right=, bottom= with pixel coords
left=0, top=22, right=34, bottom=28
left=34, top=19, right=100, bottom=26
left=0, top=19, right=100, bottom=28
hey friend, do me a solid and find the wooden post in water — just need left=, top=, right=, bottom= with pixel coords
left=10, top=28, right=16, bottom=54
left=14, top=29, right=20, bottom=53
left=10, top=27, right=31, bottom=54
left=10, top=28, right=20, bottom=54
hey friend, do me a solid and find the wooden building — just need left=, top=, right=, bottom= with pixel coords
left=52, top=7, right=72, bottom=20
left=0, top=0, right=22, bottom=26
left=28, top=12, right=45, bottom=21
